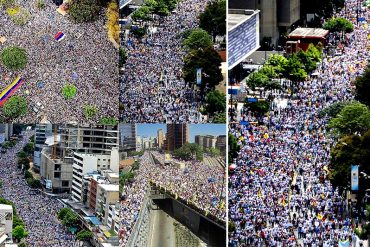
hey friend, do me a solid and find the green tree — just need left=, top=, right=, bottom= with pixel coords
left=83, top=105, right=98, bottom=119
left=119, top=48, right=127, bottom=67
left=76, top=230, right=93, bottom=241
left=183, top=28, right=213, bottom=50
left=244, top=100, right=270, bottom=117
left=283, top=54, right=307, bottom=84
left=69, top=0, right=101, bottom=23
left=1, top=46, right=28, bottom=70
left=2, top=96, right=27, bottom=119
left=61, top=84, right=77, bottom=99
left=204, top=90, right=225, bottom=116
left=213, top=112, right=226, bottom=123
left=131, top=6, right=152, bottom=22
left=173, top=143, right=203, bottom=161
left=323, top=17, right=354, bottom=33
left=23, top=142, right=34, bottom=154
left=355, top=65, right=370, bottom=107
left=199, top=0, right=226, bottom=40
left=183, top=46, right=223, bottom=92
left=144, top=0, right=158, bottom=11
left=18, top=242, right=27, bottom=247
left=266, top=54, right=288, bottom=74
left=228, top=133, right=240, bottom=162
left=318, top=101, right=352, bottom=118
left=328, top=102, right=370, bottom=135
left=24, top=170, right=33, bottom=179
left=99, top=117, right=118, bottom=125
left=329, top=130, right=370, bottom=190
left=12, top=225, right=28, bottom=241
left=207, top=147, right=221, bottom=157
left=58, top=208, right=72, bottom=220
left=62, top=211, right=79, bottom=227
left=247, top=71, right=269, bottom=90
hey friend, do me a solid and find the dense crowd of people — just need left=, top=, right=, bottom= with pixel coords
left=120, top=0, right=211, bottom=123
left=119, top=151, right=225, bottom=246
left=229, top=1, right=369, bottom=246
left=0, top=130, right=78, bottom=246
left=0, top=0, right=118, bottom=123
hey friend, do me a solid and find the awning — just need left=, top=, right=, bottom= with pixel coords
left=0, top=234, right=8, bottom=244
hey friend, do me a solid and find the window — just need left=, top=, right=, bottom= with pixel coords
left=62, top=181, right=69, bottom=187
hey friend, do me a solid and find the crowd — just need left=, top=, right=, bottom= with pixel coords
left=119, top=151, right=225, bottom=246
left=0, top=130, right=78, bottom=246
left=0, top=0, right=118, bottom=123
left=120, top=0, right=211, bottom=123
left=229, top=1, right=369, bottom=246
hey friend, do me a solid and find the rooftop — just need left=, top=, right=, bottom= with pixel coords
left=0, top=204, right=12, bottom=210
left=228, top=9, right=259, bottom=31
left=99, top=184, right=119, bottom=192
left=288, top=28, right=329, bottom=39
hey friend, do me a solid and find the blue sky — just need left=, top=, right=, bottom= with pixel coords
left=136, top=124, right=226, bottom=142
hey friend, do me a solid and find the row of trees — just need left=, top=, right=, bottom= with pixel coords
left=131, top=0, right=179, bottom=22
left=247, top=44, right=322, bottom=91
left=173, top=143, right=204, bottom=161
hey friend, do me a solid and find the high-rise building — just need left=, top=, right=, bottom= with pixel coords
left=229, top=0, right=300, bottom=47
left=165, top=124, right=188, bottom=152
left=120, top=124, right=137, bottom=152
left=59, top=124, right=120, bottom=164
left=34, top=124, right=53, bottom=171
left=216, top=135, right=227, bottom=155
left=0, top=124, right=13, bottom=144
left=195, top=135, right=217, bottom=150
left=157, top=129, right=164, bottom=149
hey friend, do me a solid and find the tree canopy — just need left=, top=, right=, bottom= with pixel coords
left=183, top=28, right=213, bottom=50
left=328, top=102, right=370, bottom=135
left=12, top=225, right=28, bottom=241
left=323, top=17, right=354, bottom=33
left=198, top=0, right=226, bottom=40
left=69, top=0, right=101, bottom=23
left=1, top=46, right=28, bottom=70
left=76, top=230, right=93, bottom=241
left=228, top=133, right=240, bottom=162
left=183, top=46, right=223, bottom=92
left=2, top=96, right=27, bottom=120
left=173, top=143, right=203, bottom=161
left=204, top=90, right=226, bottom=116
left=355, top=64, right=370, bottom=107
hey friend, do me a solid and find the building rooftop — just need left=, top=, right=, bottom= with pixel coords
left=99, top=184, right=119, bottom=192
left=228, top=9, right=259, bottom=31
left=0, top=204, right=12, bottom=210
left=288, top=28, right=329, bottom=39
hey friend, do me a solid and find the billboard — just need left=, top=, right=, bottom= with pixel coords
left=351, top=165, right=359, bottom=191
left=196, top=68, right=202, bottom=85
left=228, top=12, right=260, bottom=69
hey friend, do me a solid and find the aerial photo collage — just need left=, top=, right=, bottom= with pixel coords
left=0, top=0, right=369, bottom=246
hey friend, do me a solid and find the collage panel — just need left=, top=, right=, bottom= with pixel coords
left=0, top=123, right=122, bottom=246
left=0, top=0, right=119, bottom=123
left=119, top=0, right=226, bottom=123
left=228, top=0, right=370, bottom=247
left=119, top=123, right=227, bottom=247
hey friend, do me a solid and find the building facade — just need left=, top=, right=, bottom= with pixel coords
left=165, top=124, right=189, bottom=152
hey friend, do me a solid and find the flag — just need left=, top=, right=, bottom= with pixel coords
left=0, top=76, right=25, bottom=106
left=54, top=31, right=65, bottom=42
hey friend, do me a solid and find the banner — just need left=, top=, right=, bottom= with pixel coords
left=196, top=68, right=202, bottom=85
left=351, top=165, right=359, bottom=191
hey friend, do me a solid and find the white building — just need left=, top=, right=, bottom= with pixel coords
left=96, top=184, right=119, bottom=226
left=71, top=148, right=119, bottom=202
left=107, top=203, right=120, bottom=235
left=0, top=204, right=13, bottom=244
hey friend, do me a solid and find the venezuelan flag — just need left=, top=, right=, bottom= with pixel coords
left=54, top=31, right=65, bottom=42
left=0, top=76, right=25, bottom=106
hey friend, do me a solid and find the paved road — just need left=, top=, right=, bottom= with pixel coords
left=149, top=210, right=176, bottom=247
